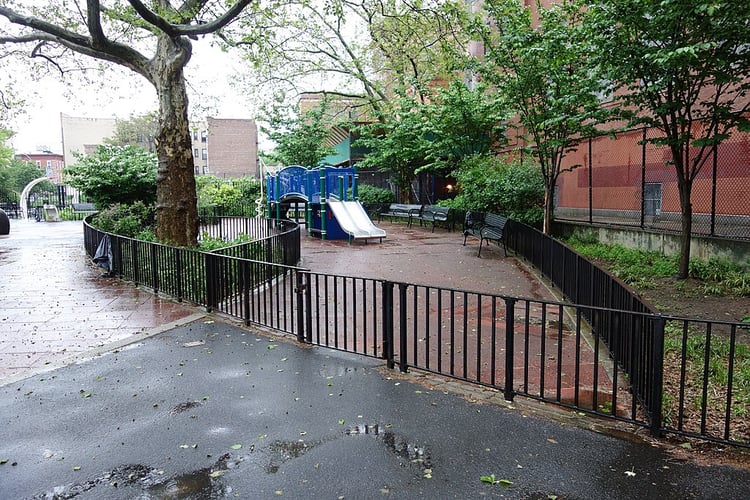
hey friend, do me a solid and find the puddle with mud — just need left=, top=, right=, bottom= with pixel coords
left=33, top=425, right=432, bottom=497
left=33, top=454, right=243, bottom=499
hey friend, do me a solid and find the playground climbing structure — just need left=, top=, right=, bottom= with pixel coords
left=266, top=165, right=386, bottom=242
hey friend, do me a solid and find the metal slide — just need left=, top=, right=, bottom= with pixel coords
left=327, top=200, right=387, bottom=241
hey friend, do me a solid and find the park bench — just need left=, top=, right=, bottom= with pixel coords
left=413, top=205, right=451, bottom=232
left=71, top=202, right=97, bottom=216
left=378, top=203, right=422, bottom=226
left=462, top=210, right=508, bottom=257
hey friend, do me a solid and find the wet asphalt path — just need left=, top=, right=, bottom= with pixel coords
left=1, top=318, right=749, bottom=499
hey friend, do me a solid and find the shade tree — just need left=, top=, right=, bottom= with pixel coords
left=588, top=0, right=750, bottom=278
left=0, top=0, right=261, bottom=246
left=472, top=0, right=610, bottom=234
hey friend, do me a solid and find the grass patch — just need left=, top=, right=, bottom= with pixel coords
left=662, top=322, right=750, bottom=439
left=565, top=235, right=750, bottom=442
left=565, top=236, right=750, bottom=298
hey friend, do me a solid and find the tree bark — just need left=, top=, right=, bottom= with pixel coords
left=677, top=177, right=693, bottom=279
left=151, top=37, right=198, bottom=247
left=543, top=183, right=555, bottom=235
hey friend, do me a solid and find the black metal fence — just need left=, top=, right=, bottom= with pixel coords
left=555, top=126, right=750, bottom=240
left=82, top=217, right=749, bottom=449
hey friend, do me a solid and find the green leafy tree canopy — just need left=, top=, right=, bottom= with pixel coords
left=105, top=113, right=158, bottom=153
left=588, top=0, right=750, bottom=278
left=263, top=102, right=336, bottom=167
left=64, top=145, right=157, bottom=208
left=355, top=90, right=433, bottom=202
left=473, top=0, right=610, bottom=234
left=423, top=80, right=509, bottom=174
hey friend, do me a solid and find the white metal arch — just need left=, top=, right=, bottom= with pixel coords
left=20, top=177, right=53, bottom=219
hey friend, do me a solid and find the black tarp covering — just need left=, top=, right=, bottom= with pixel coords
left=93, top=234, right=112, bottom=273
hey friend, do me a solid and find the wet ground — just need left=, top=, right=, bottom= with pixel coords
left=1, top=219, right=750, bottom=498
left=3, top=318, right=750, bottom=499
left=0, top=220, right=198, bottom=383
left=299, top=221, right=552, bottom=300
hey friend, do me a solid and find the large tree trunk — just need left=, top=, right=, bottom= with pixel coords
left=677, top=177, right=693, bottom=279
left=152, top=39, right=198, bottom=247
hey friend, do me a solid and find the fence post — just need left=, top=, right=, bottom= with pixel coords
left=504, top=297, right=517, bottom=401
left=175, top=248, right=183, bottom=302
left=265, top=239, right=274, bottom=287
left=151, top=243, right=159, bottom=295
left=640, top=127, right=647, bottom=228
left=711, top=144, right=718, bottom=236
left=205, top=253, right=218, bottom=312
left=382, top=281, right=395, bottom=369
left=588, top=137, right=593, bottom=224
left=112, top=235, right=122, bottom=278
left=242, top=256, right=251, bottom=326
left=398, top=283, right=408, bottom=373
left=295, top=271, right=306, bottom=343
left=305, top=273, right=313, bottom=343
left=131, top=239, right=140, bottom=286
left=650, top=314, right=665, bottom=437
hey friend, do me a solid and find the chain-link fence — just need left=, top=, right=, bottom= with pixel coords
left=555, top=126, right=750, bottom=239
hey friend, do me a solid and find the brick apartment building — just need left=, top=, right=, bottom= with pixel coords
left=14, top=151, right=66, bottom=184
left=60, top=113, right=259, bottom=180
left=191, top=117, right=259, bottom=178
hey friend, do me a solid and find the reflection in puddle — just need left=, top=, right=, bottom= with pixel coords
left=264, top=439, right=321, bottom=474
left=346, top=424, right=432, bottom=473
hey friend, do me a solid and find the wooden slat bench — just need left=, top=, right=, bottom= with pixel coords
left=462, top=210, right=508, bottom=257
left=71, top=202, right=97, bottom=216
left=413, top=205, right=450, bottom=232
left=378, top=203, right=422, bottom=226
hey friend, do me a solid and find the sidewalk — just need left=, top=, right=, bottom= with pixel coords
left=0, top=219, right=199, bottom=384
left=1, top=219, right=749, bottom=498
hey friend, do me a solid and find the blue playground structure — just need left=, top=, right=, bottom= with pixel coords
left=266, top=165, right=386, bottom=242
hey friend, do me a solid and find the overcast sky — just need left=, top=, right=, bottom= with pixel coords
left=9, top=43, right=256, bottom=154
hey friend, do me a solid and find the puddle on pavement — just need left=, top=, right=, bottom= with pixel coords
left=34, top=454, right=242, bottom=499
left=264, top=439, right=321, bottom=473
left=33, top=427, right=431, bottom=497
left=346, top=424, right=432, bottom=473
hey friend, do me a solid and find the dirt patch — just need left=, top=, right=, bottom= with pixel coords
left=639, top=277, right=750, bottom=323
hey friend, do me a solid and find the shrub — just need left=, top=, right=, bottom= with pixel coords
left=450, top=154, right=544, bottom=227
left=92, top=202, right=156, bottom=240
left=63, top=145, right=157, bottom=208
left=357, top=184, right=395, bottom=205
left=197, top=176, right=260, bottom=217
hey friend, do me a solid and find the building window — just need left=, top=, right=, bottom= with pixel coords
left=644, top=183, right=663, bottom=216
left=201, top=148, right=207, bottom=160
left=194, top=148, right=199, bottom=158
left=193, top=130, right=198, bottom=140
left=36, top=160, right=41, bottom=168
left=201, top=130, right=207, bottom=142
left=202, top=165, right=209, bottom=174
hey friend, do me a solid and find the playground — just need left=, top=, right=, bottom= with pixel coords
left=266, top=165, right=386, bottom=242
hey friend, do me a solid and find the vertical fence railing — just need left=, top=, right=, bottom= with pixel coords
left=504, top=219, right=666, bottom=427
left=82, top=216, right=749, bottom=449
